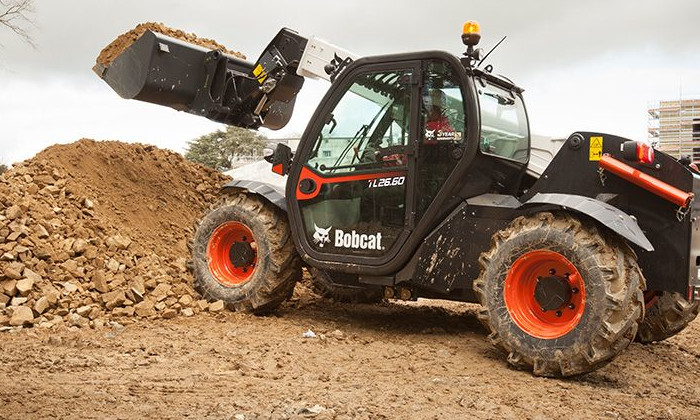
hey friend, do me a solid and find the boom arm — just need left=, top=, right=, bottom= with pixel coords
left=94, top=28, right=358, bottom=130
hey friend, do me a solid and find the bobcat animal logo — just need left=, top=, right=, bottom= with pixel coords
left=313, top=224, right=331, bottom=247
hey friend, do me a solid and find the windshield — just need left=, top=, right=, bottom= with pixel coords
left=308, top=70, right=412, bottom=174
left=477, top=80, right=529, bottom=163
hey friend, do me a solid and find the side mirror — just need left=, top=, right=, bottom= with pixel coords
left=265, top=143, right=293, bottom=176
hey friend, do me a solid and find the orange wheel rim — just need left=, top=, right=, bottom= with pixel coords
left=504, top=250, right=586, bottom=339
left=206, top=222, right=257, bottom=286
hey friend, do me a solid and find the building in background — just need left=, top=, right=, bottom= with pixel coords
left=648, top=98, right=700, bottom=161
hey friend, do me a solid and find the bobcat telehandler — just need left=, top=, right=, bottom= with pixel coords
left=94, top=22, right=700, bottom=377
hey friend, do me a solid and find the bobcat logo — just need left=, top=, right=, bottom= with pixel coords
left=313, top=224, right=331, bottom=247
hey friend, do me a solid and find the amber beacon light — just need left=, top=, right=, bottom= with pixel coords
left=462, top=21, right=481, bottom=46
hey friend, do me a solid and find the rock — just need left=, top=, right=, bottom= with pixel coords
left=34, top=296, right=49, bottom=315
left=155, top=302, right=167, bottom=311
left=302, top=330, right=317, bottom=339
left=23, top=268, right=42, bottom=283
left=67, top=313, right=89, bottom=328
left=34, top=174, right=56, bottom=186
left=151, top=283, right=171, bottom=302
left=103, top=290, right=126, bottom=310
left=181, top=308, right=194, bottom=317
left=2, top=280, right=18, bottom=297
left=178, top=294, right=193, bottom=306
left=106, top=258, right=120, bottom=272
left=92, top=271, right=110, bottom=293
left=11, top=297, right=28, bottom=306
left=15, top=278, right=34, bottom=297
left=46, top=290, right=60, bottom=305
left=0, top=293, right=10, bottom=306
left=161, top=309, right=178, bottom=319
left=106, top=235, right=132, bottom=250
left=35, top=224, right=50, bottom=239
left=209, top=300, right=225, bottom=313
left=4, top=262, right=25, bottom=280
left=83, top=246, right=98, bottom=260
left=83, top=198, right=94, bottom=209
left=1, top=252, right=15, bottom=261
left=88, top=307, right=102, bottom=320
left=196, top=300, right=209, bottom=311
left=76, top=305, right=92, bottom=317
left=34, top=246, right=52, bottom=260
left=9, top=306, right=34, bottom=326
left=6, top=227, right=28, bottom=241
left=14, top=245, right=29, bottom=254
left=299, top=405, right=326, bottom=415
left=134, top=300, right=156, bottom=317
left=130, top=277, right=145, bottom=298
left=71, top=239, right=89, bottom=255
left=5, top=205, right=23, bottom=220
left=61, top=259, right=79, bottom=275
left=63, top=282, right=79, bottom=293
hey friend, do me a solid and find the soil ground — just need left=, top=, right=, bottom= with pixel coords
left=1, top=281, right=698, bottom=420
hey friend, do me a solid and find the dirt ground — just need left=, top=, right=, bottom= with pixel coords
left=1, top=280, right=698, bottom=420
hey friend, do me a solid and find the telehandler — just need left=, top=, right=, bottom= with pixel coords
left=95, top=22, right=700, bottom=376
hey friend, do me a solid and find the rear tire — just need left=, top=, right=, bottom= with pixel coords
left=474, top=212, right=645, bottom=377
left=309, top=267, right=384, bottom=303
left=190, top=193, right=301, bottom=313
left=636, top=291, right=699, bottom=343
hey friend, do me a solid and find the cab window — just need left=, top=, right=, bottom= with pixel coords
left=416, top=60, right=467, bottom=218
left=307, top=70, right=412, bottom=174
left=477, top=80, right=529, bottom=163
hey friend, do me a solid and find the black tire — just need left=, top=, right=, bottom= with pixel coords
left=474, top=212, right=645, bottom=377
left=190, top=193, right=301, bottom=313
left=308, top=267, right=384, bottom=303
left=636, top=291, right=700, bottom=343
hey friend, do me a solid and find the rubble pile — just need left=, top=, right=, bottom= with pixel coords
left=0, top=139, right=231, bottom=330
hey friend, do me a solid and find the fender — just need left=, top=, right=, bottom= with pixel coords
left=523, top=193, right=654, bottom=252
left=221, top=179, right=287, bottom=212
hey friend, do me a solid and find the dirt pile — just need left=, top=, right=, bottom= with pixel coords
left=0, top=139, right=230, bottom=330
left=96, top=22, right=246, bottom=66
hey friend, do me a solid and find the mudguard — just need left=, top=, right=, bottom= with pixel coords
left=221, top=179, right=287, bottom=211
left=523, top=193, right=654, bottom=251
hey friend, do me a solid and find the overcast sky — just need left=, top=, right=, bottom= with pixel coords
left=1, top=0, right=699, bottom=164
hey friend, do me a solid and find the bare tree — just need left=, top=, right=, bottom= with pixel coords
left=0, top=0, right=34, bottom=46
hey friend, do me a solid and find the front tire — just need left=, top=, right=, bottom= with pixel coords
left=636, top=291, right=699, bottom=343
left=474, top=212, right=645, bottom=377
left=191, top=193, right=301, bottom=313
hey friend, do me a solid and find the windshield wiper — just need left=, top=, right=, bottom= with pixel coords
left=483, top=91, right=515, bottom=106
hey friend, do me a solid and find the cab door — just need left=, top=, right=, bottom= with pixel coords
left=287, top=54, right=472, bottom=271
left=287, top=60, right=421, bottom=266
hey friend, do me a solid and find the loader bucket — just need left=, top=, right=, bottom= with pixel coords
left=93, top=28, right=306, bottom=130
left=93, top=30, right=253, bottom=112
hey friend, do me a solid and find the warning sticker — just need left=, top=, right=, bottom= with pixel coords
left=253, top=64, right=267, bottom=84
left=589, top=136, right=603, bottom=161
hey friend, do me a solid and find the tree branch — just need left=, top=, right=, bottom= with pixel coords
left=0, top=0, right=35, bottom=47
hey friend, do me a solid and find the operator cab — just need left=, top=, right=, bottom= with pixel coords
left=285, top=23, right=530, bottom=274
